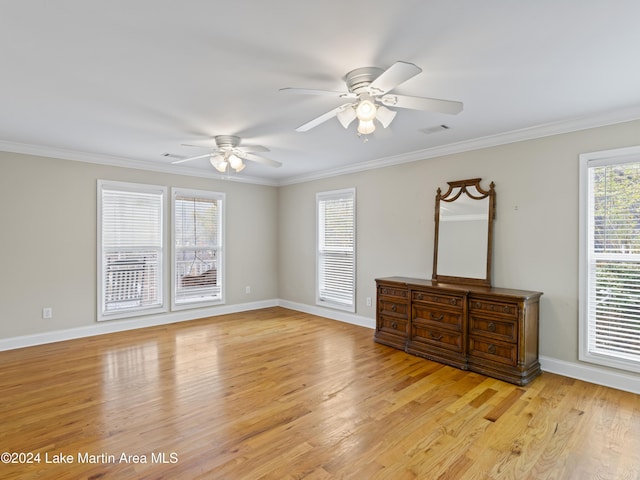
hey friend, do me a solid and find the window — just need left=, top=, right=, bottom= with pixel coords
left=98, top=181, right=166, bottom=320
left=317, top=188, right=356, bottom=312
left=172, top=189, right=224, bottom=308
left=580, top=146, right=640, bottom=372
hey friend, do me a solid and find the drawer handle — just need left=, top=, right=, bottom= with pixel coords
left=391, top=304, right=397, bottom=312
left=433, top=296, right=439, bottom=302
left=487, top=322, right=496, bottom=332
left=417, top=293, right=423, bottom=300
left=488, top=344, right=496, bottom=354
left=382, top=288, right=388, bottom=295
left=450, top=298, right=457, bottom=306
left=430, top=313, right=444, bottom=321
left=475, top=302, right=482, bottom=308
left=392, top=322, right=398, bottom=330
left=503, top=306, right=511, bottom=314
left=430, top=332, right=443, bottom=340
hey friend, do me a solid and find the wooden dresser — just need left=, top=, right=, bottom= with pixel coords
left=375, top=276, right=542, bottom=385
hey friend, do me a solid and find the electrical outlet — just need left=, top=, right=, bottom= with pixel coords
left=366, top=297, right=372, bottom=307
left=245, top=286, right=251, bottom=294
left=42, top=307, right=52, bottom=319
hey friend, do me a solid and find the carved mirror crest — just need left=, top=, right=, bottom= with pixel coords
left=432, top=178, right=496, bottom=287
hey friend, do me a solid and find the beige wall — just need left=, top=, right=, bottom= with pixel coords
left=277, top=119, right=640, bottom=366
left=1, top=119, right=639, bottom=372
left=0, top=152, right=279, bottom=338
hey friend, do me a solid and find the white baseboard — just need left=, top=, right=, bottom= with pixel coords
left=277, top=303, right=640, bottom=394
left=1, top=301, right=636, bottom=395
left=0, top=299, right=372, bottom=352
left=539, top=355, right=639, bottom=394
left=0, top=299, right=278, bottom=352
left=277, top=299, right=376, bottom=329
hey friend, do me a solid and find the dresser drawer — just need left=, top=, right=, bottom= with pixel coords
left=413, top=304, right=463, bottom=331
left=411, top=324, right=463, bottom=352
left=378, top=285, right=408, bottom=299
left=379, top=315, right=408, bottom=337
left=412, top=290, right=463, bottom=309
left=378, top=298, right=408, bottom=318
left=469, top=315, right=517, bottom=343
left=468, top=337, right=517, bottom=366
left=469, top=298, right=518, bottom=318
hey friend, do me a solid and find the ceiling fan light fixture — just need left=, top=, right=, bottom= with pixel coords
left=176, top=135, right=280, bottom=171
left=228, top=153, right=244, bottom=171
left=283, top=61, right=463, bottom=138
left=336, top=106, right=356, bottom=128
left=355, top=95, right=377, bottom=122
left=214, top=161, right=228, bottom=173
left=375, top=105, right=397, bottom=128
left=357, top=119, right=376, bottom=135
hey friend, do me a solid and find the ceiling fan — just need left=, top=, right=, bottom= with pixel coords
left=172, top=135, right=282, bottom=173
left=281, top=61, right=463, bottom=136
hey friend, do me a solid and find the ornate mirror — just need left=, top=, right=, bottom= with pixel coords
left=432, top=178, right=495, bottom=286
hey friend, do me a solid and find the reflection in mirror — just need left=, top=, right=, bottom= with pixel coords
left=432, top=178, right=495, bottom=286
left=437, top=195, right=489, bottom=279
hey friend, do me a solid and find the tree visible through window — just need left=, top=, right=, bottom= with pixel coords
left=581, top=148, right=640, bottom=372
left=173, top=189, right=224, bottom=307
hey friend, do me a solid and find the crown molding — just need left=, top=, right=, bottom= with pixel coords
left=0, top=140, right=280, bottom=187
left=2, top=105, right=640, bottom=188
left=277, top=105, right=640, bottom=186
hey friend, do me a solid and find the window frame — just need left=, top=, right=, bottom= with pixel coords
left=171, top=188, right=225, bottom=310
left=316, top=188, right=356, bottom=313
left=97, top=180, right=168, bottom=321
left=579, top=145, right=640, bottom=373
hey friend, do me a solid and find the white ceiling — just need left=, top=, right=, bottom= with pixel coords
left=2, top=1, right=640, bottom=185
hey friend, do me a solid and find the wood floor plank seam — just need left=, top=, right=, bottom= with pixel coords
left=0, top=307, right=638, bottom=479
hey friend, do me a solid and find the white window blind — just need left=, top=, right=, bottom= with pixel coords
left=317, top=189, right=356, bottom=312
left=98, top=181, right=165, bottom=320
left=173, top=189, right=224, bottom=307
left=581, top=149, right=640, bottom=371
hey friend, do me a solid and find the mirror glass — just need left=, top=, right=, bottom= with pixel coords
left=432, top=179, right=495, bottom=286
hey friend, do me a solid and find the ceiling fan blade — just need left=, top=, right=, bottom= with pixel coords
left=171, top=153, right=211, bottom=164
left=180, top=143, right=212, bottom=149
left=336, top=106, right=356, bottom=128
left=380, top=94, right=463, bottom=115
left=240, top=152, right=282, bottom=168
left=280, top=87, right=357, bottom=99
left=296, top=103, right=354, bottom=132
left=240, top=144, right=270, bottom=153
left=368, top=61, right=422, bottom=96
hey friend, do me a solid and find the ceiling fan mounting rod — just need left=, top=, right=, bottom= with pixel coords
left=345, top=67, right=383, bottom=94
left=215, top=135, right=240, bottom=149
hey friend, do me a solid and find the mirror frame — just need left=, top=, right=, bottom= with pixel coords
left=432, top=178, right=496, bottom=287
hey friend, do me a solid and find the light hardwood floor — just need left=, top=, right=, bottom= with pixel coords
left=0, top=307, right=638, bottom=479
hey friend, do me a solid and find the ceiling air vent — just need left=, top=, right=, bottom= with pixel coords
left=161, top=153, right=188, bottom=160
left=421, top=124, right=450, bottom=135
